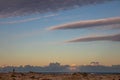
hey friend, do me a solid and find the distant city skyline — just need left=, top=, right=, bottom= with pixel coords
left=0, top=0, right=120, bottom=66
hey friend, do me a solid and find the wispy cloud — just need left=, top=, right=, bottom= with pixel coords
left=48, top=17, right=120, bottom=30
left=0, top=0, right=113, bottom=18
left=65, top=33, right=120, bottom=43
left=0, top=14, right=58, bottom=24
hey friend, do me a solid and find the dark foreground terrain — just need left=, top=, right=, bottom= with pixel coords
left=0, top=72, right=120, bottom=80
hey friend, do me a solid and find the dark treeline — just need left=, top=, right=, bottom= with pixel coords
left=0, top=62, right=120, bottom=73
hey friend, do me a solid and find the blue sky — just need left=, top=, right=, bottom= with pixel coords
left=0, top=0, right=120, bottom=66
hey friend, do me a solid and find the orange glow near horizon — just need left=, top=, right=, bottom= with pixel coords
left=69, top=64, right=77, bottom=71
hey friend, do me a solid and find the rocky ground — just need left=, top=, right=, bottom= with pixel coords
left=0, top=72, right=120, bottom=80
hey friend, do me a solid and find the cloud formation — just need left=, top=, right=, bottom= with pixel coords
left=0, top=14, right=58, bottom=24
left=48, top=17, right=120, bottom=30
left=65, top=33, right=120, bottom=43
left=0, top=0, right=113, bottom=18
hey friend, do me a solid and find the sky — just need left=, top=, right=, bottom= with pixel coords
left=0, top=0, right=120, bottom=66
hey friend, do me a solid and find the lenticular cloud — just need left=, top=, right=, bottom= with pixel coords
left=48, top=17, right=120, bottom=30
left=65, top=33, right=120, bottom=43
